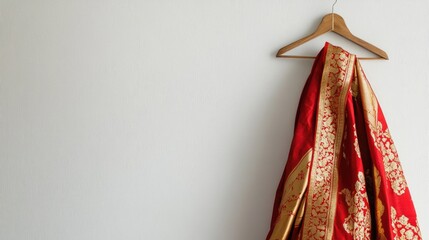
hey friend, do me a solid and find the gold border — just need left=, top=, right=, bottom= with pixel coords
left=327, top=51, right=355, bottom=239
left=269, top=149, right=313, bottom=240
left=301, top=43, right=356, bottom=239
left=356, top=59, right=378, bottom=130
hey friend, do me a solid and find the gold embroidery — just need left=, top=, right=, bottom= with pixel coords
left=340, top=172, right=371, bottom=239
left=355, top=59, right=407, bottom=195
left=269, top=149, right=313, bottom=240
left=373, top=167, right=387, bottom=240
left=353, top=124, right=361, bottom=158
left=302, top=43, right=356, bottom=240
left=391, top=207, right=422, bottom=240
left=355, top=59, right=378, bottom=129
left=354, top=52, right=420, bottom=239
left=369, top=121, right=407, bottom=195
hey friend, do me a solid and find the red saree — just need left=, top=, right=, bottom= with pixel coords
left=266, top=42, right=422, bottom=240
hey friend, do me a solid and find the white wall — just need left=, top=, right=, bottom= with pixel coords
left=0, top=0, right=427, bottom=239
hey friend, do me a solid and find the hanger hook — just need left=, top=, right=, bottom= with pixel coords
left=331, top=0, right=338, bottom=31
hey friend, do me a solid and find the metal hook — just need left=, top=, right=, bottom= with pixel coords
left=331, top=0, right=338, bottom=31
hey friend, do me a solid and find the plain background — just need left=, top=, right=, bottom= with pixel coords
left=0, top=0, right=428, bottom=239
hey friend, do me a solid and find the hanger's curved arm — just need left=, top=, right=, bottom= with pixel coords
left=277, top=13, right=389, bottom=60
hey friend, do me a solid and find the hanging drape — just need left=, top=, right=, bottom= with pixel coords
left=266, top=42, right=422, bottom=240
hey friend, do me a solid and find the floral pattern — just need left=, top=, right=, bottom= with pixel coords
left=369, top=121, right=407, bottom=195
left=340, top=172, right=371, bottom=239
left=391, top=207, right=422, bottom=240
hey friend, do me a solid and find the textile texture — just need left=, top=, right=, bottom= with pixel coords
left=266, top=42, right=422, bottom=240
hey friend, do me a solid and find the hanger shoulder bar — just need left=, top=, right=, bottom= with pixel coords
left=277, top=55, right=387, bottom=60
left=276, top=13, right=389, bottom=60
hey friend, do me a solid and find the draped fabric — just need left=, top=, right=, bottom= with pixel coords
left=265, top=42, right=422, bottom=240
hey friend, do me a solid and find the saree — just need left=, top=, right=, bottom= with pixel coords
left=265, top=42, right=422, bottom=240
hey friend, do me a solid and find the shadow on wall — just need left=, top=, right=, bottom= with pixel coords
left=217, top=51, right=315, bottom=240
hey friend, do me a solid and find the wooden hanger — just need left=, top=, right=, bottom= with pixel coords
left=276, top=4, right=388, bottom=60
